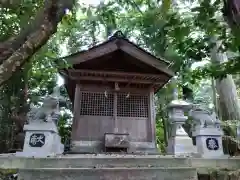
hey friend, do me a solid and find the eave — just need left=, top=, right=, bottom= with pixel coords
left=60, top=38, right=174, bottom=77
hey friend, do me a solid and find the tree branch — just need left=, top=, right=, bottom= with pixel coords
left=0, top=0, right=75, bottom=85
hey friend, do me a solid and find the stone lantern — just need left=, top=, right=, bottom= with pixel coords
left=167, top=100, right=196, bottom=156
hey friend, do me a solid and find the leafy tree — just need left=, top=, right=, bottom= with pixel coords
left=0, top=0, right=75, bottom=85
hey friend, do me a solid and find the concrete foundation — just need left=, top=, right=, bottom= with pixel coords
left=1, top=154, right=240, bottom=180
left=18, top=167, right=197, bottom=180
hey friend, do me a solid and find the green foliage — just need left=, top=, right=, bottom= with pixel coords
left=0, top=1, right=72, bottom=150
left=0, top=68, right=28, bottom=152
left=156, top=119, right=166, bottom=152
left=0, top=0, right=44, bottom=41
left=58, top=112, right=72, bottom=144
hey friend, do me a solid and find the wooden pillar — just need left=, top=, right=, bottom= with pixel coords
left=113, top=92, right=118, bottom=133
left=147, top=88, right=156, bottom=144
left=71, top=84, right=81, bottom=140
left=113, top=82, right=118, bottom=133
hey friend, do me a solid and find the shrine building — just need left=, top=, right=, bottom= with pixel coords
left=59, top=31, right=174, bottom=154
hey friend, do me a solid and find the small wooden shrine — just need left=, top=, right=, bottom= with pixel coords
left=59, top=31, right=174, bottom=154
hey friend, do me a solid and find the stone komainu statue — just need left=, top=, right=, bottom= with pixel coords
left=189, top=107, right=221, bottom=129
left=27, top=96, right=60, bottom=125
left=190, top=107, right=240, bottom=156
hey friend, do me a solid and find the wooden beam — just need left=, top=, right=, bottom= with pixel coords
left=68, top=69, right=166, bottom=80
left=69, top=75, right=163, bottom=84
left=125, top=76, right=136, bottom=88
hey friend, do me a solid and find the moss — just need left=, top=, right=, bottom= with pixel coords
left=198, top=169, right=240, bottom=180
left=0, top=169, right=18, bottom=180
left=222, top=126, right=236, bottom=137
left=0, top=169, right=18, bottom=175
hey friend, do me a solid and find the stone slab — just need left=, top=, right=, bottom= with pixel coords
left=192, top=128, right=223, bottom=136
left=0, top=154, right=191, bottom=169
left=71, top=141, right=157, bottom=154
left=190, top=158, right=240, bottom=169
left=23, top=121, right=58, bottom=133
left=0, top=154, right=240, bottom=170
left=18, top=167, right=197, bottom=180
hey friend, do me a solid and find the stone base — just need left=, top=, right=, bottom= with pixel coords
left=17, top=121, right=64, bottom=157
left=0, top=154, right=193, bottom=169
left=18, top=167, right=197, bottom=180
left=16, top=131, right=64, bottom=157
left=1, top=154, right=240, bottom=180
left=1, top=154, right=240, bottom=170
left=71, top=140, right=158, bottom=154
left=195, top=135, right=225, bottom=158
left=16, top=151, right=59, bottom=158
left=167, top=136, right=197, bottom=156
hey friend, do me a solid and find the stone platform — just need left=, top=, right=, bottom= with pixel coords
left=18, top=167, right=197, bottom=180
left=0, top=154, right=240, bottom=180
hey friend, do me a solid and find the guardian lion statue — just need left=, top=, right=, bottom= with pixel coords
left=189, top=107, right=221, bottom=129
left=27, top=95, right=60, bottom=125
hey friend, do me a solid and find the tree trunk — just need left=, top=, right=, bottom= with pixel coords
left=222, top=0, right=240, bottom=33
left=211, top=78, right=218, bottom=112
left=0, top=0, right=75, bottom=85
left=14, top=66, right=29, bottom=150
left=211, top=40, right=240, bottom=120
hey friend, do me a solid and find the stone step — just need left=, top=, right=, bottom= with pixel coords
left=2, top=154, right=192, bottom=169
left=18, top=167, right=198, bottom=180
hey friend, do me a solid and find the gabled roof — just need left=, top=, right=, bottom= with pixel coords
left=61, top=31, right=174, bottom=77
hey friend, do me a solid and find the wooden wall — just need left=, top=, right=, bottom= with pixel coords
left=74, top=116, right=148, bottom=142
left=71, top=84, right=153, bottom=143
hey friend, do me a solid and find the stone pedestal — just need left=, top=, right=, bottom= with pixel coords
left=167, top=100, right=196, bottom=156
left=190, top=109, right=226, bottom=158
left=16, top=121, right=64, bottom=157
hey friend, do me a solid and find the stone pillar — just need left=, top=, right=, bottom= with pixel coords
left=190, top=109, right=226, bottom=158
left=167, top=100, right=196, bottom=156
